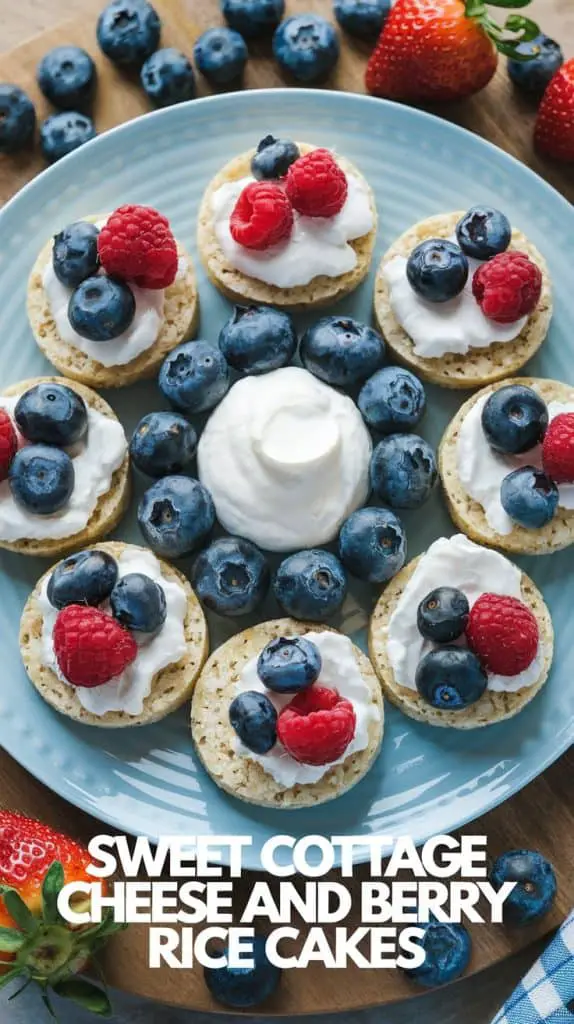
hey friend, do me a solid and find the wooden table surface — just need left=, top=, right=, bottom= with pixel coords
left=0, top=0, right=573, bottom=1018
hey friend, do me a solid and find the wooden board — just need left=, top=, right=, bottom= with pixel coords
left=0, top=0, right=573, bottom=1014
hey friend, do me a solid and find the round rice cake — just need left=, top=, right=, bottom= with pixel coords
left=439, top=377, right=574, bottom=555
left=369, top=555, right=553, bottom=729
left=190, top=618, right=384, bottom=808
left=0, top=376, right=130, bottom=558
left=197, top=143, right=377, bottom=311
left=20, top=541, right=209, bottom=727
left=27, top=214, right=198, bottom=389
left=373, top=212, right=552, bottom=390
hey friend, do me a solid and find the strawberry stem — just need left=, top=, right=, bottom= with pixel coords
left=464, top=0, right=540, bottom=57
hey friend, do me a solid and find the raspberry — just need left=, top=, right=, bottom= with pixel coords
left=542, top=413, right=574, bottom=483
left=229, top=182, right=293, bottom=251
left=98, top=204, right=178, bottom=289
left=466, top=594, right=539, bottom=677
left=277, top=685, right=356, bottom=766
left=0, top=410, right=17, bottom=481
left=472, top=251, right=542, bottom=324
left=286, top=148, right=348, bottom=218
left=53, top=605, right=137, bottom=688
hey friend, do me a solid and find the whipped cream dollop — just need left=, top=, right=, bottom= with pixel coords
left=0, top=395, right=126, bottom=541
left=382, top=237, right=527, bottom=359
left=197, top=366, right=372, bottom=551
left=457, top=393, right=574, bottom=535
left=39, top=547, right=188, bottom=716
left=386, top=534, right=544, bottom=695
left=235, top=630, right=380, bottom=788
left=42, top=218, right=186, bottom=367
left=210, top=168, right=374, bottom=289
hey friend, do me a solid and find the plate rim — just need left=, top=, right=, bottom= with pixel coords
left=1, top=86, right=573, bottom=866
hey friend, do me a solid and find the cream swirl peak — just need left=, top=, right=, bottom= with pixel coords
left=197, top=366, right=372, bottom=551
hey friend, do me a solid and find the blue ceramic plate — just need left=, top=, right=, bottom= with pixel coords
left=0, top=90, right=572, bottom=869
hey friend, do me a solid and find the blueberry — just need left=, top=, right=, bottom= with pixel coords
left=273, top=15, right=339, bottom=83
left=490, top=850, right=557, bottom=926
left=508, top=34, right=564, bottom=96
left=358, top=366, right=426, bottom=435
left=257, top=636, right=321, bottom=693
left=370, top=434, right=437, bottom=510
left=110, top=573, right=167, bottom=634
left=37, top=46, right=96, bottom=111
left=141, top=47, right=195, bottom=107
left=97, top=0, right=161, bottom=68
left=68, top=275, right=135, bottom=342
left=15, top=383, right=88, bottom=448
left=218, top=305, right=297, bottom=375
left=40, top=111, right=96, bottom=163
left=193, top=28, right=248, bottom=86
left=273, top=549, right=347, bottom=621
left=300, top=317, right=385, bottom=389
left=456, top=206, right=512, bottom=261
left=130, top=411, right=197, bottom=478
left=52, top=221, right=100, bottom=288
left=417, top=587, right=469, bottom=644
left=251, top=136, right=300, bottom=180
left=333, top=0, right=390, bottom=39
left=138, top=475, right=215, bottom=558
left=406, top=239, right=468, bottom=303
left=481, top=384, right=548, bottom=455
left=338, top=507, right=406, bottom=584
left=47, top=549, right=119, bottom=609
left=159, top=341, right=230, bottom=414
left=0, top=84, right=36, bottom=153
left=9, top=445, right=74, bottom=515
left=204, top=933, right=281, bottom=1008
left=415, top=647, right=487, bottom=711
left=500, top=466, right=558, bottom=529
left=229, top=692, right=278, bottom=755
left=404, top=921, right=471, bottom=987
left=192, top=536, right=269, bottom=617
left=222, top=0, right=284, bottom=37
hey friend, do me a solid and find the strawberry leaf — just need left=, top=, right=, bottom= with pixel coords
left=42, top=862, right=65, bottom=926
left=486, top=0, right=532, bottom=7
left=0, top=888, right=37, bottom=935
left=52, top=978, right=112, bottom=1017
left=0, top=968, right=23, bottom=990
left=504, top=14, right=540, bottom=41
left=0, top=926, right=26, bottom=952
left=41, top=991, right=58, bottom=1019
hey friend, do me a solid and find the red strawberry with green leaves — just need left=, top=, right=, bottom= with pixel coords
left=366, top=0, right=540, bottom=103
left=0, top=810, right=124, bottom=1017
left=534, top=59, right=574, bottom=163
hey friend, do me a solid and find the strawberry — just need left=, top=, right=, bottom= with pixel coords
left=366, top=0, right=540, bottom=103
left=0, top=810, right=123, bottom=1016
left=534, top=59, right=574, bottom=163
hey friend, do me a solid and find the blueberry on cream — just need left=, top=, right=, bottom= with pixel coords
left=39, top=547, right=188, bottom=717
left=229, top=631, right=380, bottom=788
left=0, top=384, right=126, bottom=544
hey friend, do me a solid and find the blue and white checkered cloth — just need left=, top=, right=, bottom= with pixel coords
left=491, top=910, right=574, bottom=1023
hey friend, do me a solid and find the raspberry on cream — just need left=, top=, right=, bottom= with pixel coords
left=234, top=631, right=380, bottom=788
left=386, top=534, right=545, bottom=694
left=383, top=243, right=528, bottom=359
left=42, top=215, right=187, bottom=368
left=38, top=547, right=188, bottom=717
left=197, top=366, right=372, bottom=551
left=210, top=167, right=374, bottom=289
